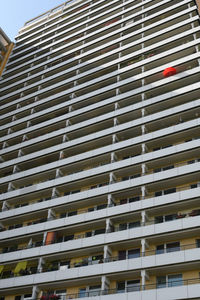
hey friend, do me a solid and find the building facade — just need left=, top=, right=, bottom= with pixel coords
left=0, top=28, right=14, bottom=77
left=0, top=0, right=200, bottom=299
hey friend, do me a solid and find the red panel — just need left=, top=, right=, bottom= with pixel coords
left=163, top=67, right=177, bottom=77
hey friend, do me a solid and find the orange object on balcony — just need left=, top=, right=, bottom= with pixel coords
left=104, top=18, right=119, bottom=26
left=163, top=67, right=177, bottom=77
left=45, top=231, right=56, bottom=245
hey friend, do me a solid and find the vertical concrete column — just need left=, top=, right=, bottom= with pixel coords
left=37, top=257, right=45, bottom=273
left=27, top=120, right=31, bottom=128
left=141, top=124, right=147, bottom=135
left=141, top=210, right=146, bottom=224
left=112, top=134, right=119, bottom=144
left=66, top=119, right=71, bottom=127
left=109, top=172, right=116, bottom=184
left=47, top=208, right=56, bottom=220
left=114, top=117, right=119, bottom=126
left=107, top=193, right=115, bottom=207
left=12, top=116, right=17, bottom=122
left=7, top=128, right=13, bottom=135
left=2, top=200, right=10, bottom=211
left=59, top=151, right=65, bottom=159
left=30, top=108, right=35, bottom=115
left=104, top=245, right=113, bottom=260
left=22, top=134, right=28, bottom=142
left=28, top=238, right=33, bottom=248
left=7, top=182, right=15, bottom=192
left=13, top=165, right=20, bottom=174
left=2, top=141, right=9, bottom=149
left=101, top=276, right=110, bottom=292
left=68, top=105, right=73, bottom=112
left=62, top=134, right=68, bottom=143
left=115, top=102, right=120, bottom=110
left=141, top=238, right=149, bottom=256
left=142, top=163, right=148, bottom=176
left=51, top=187, right=60, bottom=199
left=43, top=232, right=47, bottom=245
left=111, top=152, right=117, bottom=163
left=141, top=143, right=148, bottom=154
left=141, top=270, right=149, bottom=290
left=141, top=108, right=147, bottom=118
left=56, top=168, right=63, bottom=178
left=106, top=218, right=113, bottom=233
left=141, top=185, right=147, bottom=200
left=31, top=286, right=40, bottom=299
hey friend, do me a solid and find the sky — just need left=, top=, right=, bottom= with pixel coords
left=1, top=0, right=67, bottom=41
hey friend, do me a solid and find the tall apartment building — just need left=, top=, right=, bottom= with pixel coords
left=0, top=0, right=200, bottom=299
left=0, top=28, right=14, bottom=77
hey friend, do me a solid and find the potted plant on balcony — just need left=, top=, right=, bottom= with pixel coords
left=40, top=294, right=60, bottom=300
left=176, top=213, right=186, bottom=219
left=49, top=295, right=60, bottom=300
left=40, top=296, right=48, bottom=300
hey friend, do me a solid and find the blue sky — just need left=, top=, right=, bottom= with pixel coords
left=1, top=0, right=66, bottom=41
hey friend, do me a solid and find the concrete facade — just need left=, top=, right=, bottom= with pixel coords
left=0, top=0, right=200, bottom=299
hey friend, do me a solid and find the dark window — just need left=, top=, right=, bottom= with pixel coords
left=168, top=274, right=182, bottom=287
left=129, top=221, right=140, bottom=229
left=188, top=160, right=195, bottom=164
left=122, top=176, right=129, bottom=181
left=129, top=196, right=140, bottom=202
left=191, top=184, right=197, bottom=189
left=89, top=285, right=101, bottom=297
left=119, top=223, right=127, bottom=231
left=86, top=231, right=92, bottom=237
left=164, top=188, right=176, bottom=195
left=155, top=216, right=163, bottom=223
left=165, top=214, right=177, bottom=222
left=15, top=297, right=21, bottom=300
left=166, top=242, right=180, bottom=253
left=68, top=211, right=77, bottom=217
left=94, top=228, right=105, bottom=235
left=163, top=144, right=172, bottom=149
left=131, top=173, right=141, bottom=179
left=127, top=280, right=140, bottom=292
left=156, top=244, right=164, bottom=254
left=128, top=249, right=140, bottom=258
left=157, top=276, right=166, bottom=288
left=154, top=168, right=161, bottom=173
left=163, top=165, right=174, bottom=171
left=88, top=207, right=94, bottom=212
left=64, top=235, right=74, bottom=241
left=71, top=190, right=80, bottom=194
left=79, top=288, right=86, bottom=298
left=153, top=147, right=161, bottom=151
left=155, top=191, right=162, bottom=197
left=118, top=250, right=126, bottom=260
left=196, top=239, right=200, bottom=248
left=120, top=199, right=128, bottom=205
left=60, top=213, right=67, bottom=218
left=117, top=281, right=125, bottom=293
left=97, top=204, right=107, bottom=210
left=56, top=236, right=63, bottom=243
